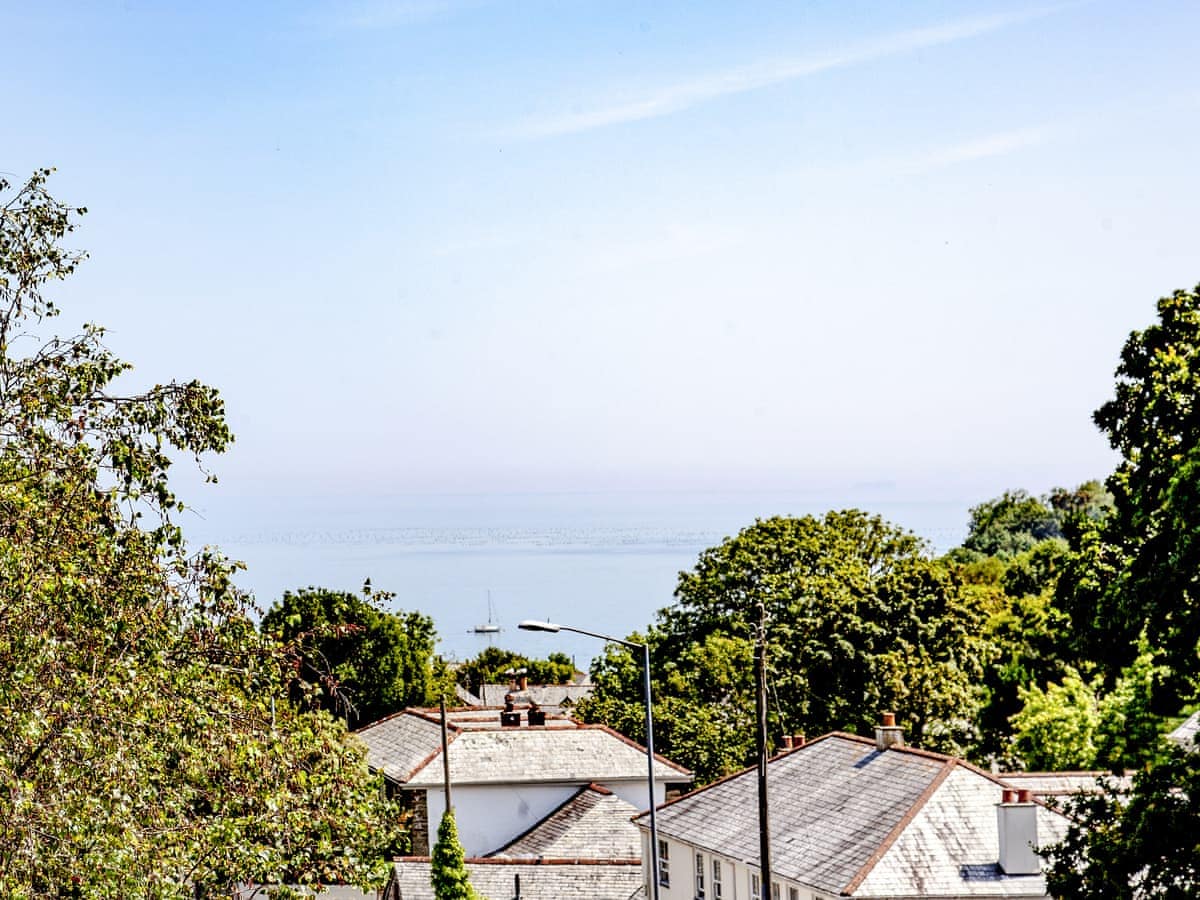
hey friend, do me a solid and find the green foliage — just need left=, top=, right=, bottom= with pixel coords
left=0, top=171, right=398, bottom=896
left=1009, top=667, right=1101, bottom=770
left=580, top=512, right=990, bottom=781
left=1042, top=747, right=1200, bottom=898
left=455, top=646, right=575, bottom=695
left=976, top=588, right=1074, bottom=762
left=262, top=584, right=441, bottom=727
left=964, top=490, right=1062, bottom=558
left=1061, top=284, right=1200, bottom=693
left=430, top=810, right=478, bottom=900
left=1095, top=638, right=1170, bottom=771
left=1009, top=643, right=1168, bottom=772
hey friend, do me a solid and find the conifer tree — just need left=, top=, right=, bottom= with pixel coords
left=430, top=809, right=478, bottom=900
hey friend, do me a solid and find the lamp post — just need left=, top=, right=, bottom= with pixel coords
left=518, top=619, right=661, bottom=900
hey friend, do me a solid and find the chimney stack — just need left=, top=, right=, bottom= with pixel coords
left=500, top=693, right=520, bottom=727
left=997, top=787, right=1040, bottom=875
left=875, top=711, right=904, bottom=751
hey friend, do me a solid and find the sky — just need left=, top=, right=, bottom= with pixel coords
left=4, top=0, right=1199, bottom=516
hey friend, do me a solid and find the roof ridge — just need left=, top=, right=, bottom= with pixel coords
left=840, top=757, right=957, bottom=896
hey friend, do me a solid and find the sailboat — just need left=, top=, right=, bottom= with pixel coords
left=472, top=591, right=502, bottom=635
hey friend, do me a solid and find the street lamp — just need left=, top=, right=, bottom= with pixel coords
left=518, top=619, right=662, bottom=900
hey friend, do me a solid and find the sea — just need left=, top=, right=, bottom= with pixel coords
left=184, top=490, right=971, bottom=669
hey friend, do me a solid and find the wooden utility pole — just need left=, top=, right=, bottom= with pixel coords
left=755, top=599, right=772, bottom=900
left=440, top=695, right=452, bottom=812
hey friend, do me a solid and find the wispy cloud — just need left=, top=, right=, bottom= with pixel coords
left=506, top=5, right=1073, bottom=140
left=907, top=126, right=1047, bottom=170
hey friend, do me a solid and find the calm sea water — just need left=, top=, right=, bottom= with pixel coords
left=185, top=490, right=970, bottom=667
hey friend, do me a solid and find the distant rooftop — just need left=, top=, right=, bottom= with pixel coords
left=355, top=707, right=690, bottom=787
left=999, top=770, right=1131, bottom=798
left=1168, top=710, right=1200, bottom=749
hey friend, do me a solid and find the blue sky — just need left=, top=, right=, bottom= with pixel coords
left=5, top=0, right=1199, bottom=511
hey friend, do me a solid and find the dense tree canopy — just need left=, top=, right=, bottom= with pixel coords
left=1060, top=284, right=1200, bottom=695
left=262, top=584, right=443, bottom=727
left=579, top=511, right=990, bottom=782
left=454, top=646, right=575, bottom=697
left=0, top=170, right=397, bottom=896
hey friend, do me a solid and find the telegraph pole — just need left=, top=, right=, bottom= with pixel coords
left=755, top=599, right=772, bottom=900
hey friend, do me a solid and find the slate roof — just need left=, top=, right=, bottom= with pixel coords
left=387, top=859, right=643, bottom=900
left=1168, top=710, right=1200, bottom=749
left=642, top=733, right=1073, bottom=899
left=354, top=712, right=444, bottom=784
left=405, top=726, right=688, bottom=787
left=999, top=771, right=1130, bottom=798
left=355, top=708, right=690, bottom=787
left=475, top=683, right=596, bottom=711
left=489, top=783, right=642, bottom=860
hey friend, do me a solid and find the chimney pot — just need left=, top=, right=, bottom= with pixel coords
left=793, top=733, right=806, bottom=747
left=782, top=736, right=794, bottom=750
left=1017, top=789, right=1033, bottom=804
left=875, top=713, right=904, bottom=751
left=1002, top=789, right=1017, bottom=804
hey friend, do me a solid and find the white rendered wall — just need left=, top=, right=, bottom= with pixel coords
left=427, top=783, right=576, bottom=857
left=640, top=832, right=823, bottom=900
left=428, top=777, right=670, bottom=859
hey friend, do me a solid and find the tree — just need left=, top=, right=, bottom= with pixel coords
left=962, top=490, right=1061, bottom=558
left=430, top=810, right=478, bottom=900
left=261, top=584, right=443, bottom=727
left=455, top=646, right=575, bottom=696
left=0, top=170, right=398, bottom=896
left=1042, top=747, right=1200, bottom=898
left=1060, top=284, right=1200, bottom=692
left=579, top=511, right=991, bottom=781
left=1009, top=667, right=1101, bottom=770
left=1008, top=644, right=1168, bottom=772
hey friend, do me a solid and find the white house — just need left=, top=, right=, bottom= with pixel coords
left=355, top=705, right=691, bottom=857
left=636, top=718, right=1072, bottom=900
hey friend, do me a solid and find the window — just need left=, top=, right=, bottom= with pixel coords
left=695, top=852, right=706, bottom=899
left=751, top=873, right=761, bottom=897
left=712, top=858, right=723, bottom=899
left=771, top=882, right=781, bottom=900
left=787, top=889, right=800, bottom=900
left=658, top=839, right=670, bottom=887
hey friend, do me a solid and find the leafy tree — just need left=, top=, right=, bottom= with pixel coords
left=1009, top=645, right=1167, bottom=772
left=976, top=588, right=1074, bottom=762
left=1095, top=638, right=1170, bottom=771
left=0, top=170, right=397, bottom=896
left=963, top=490, right=1061, bottom=558
left=578, top=631, right=754, bottom=784
left=430, top=810, right=478, bottom=900
left=1043, top=747, right=1200, bottom=898
left=455, top=646, right=575, bottom=696
left=1009, top=667, right=1101, bottom=770
left=580, top=512, right=990, bottom=781
left=1060, top=284, right=1200, bottom=693
left=262, top=584, right=442, bottom=727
